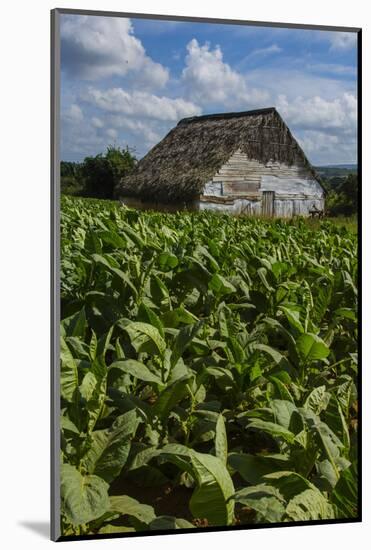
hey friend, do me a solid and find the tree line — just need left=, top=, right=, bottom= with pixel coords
left=322, top=173, right=358, bottom=217
left=61, top=146, right=137, bottom=200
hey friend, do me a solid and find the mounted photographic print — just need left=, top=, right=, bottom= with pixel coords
left=51, top=8, right=361, bottom=541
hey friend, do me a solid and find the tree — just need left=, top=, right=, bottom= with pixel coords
left=60, top=161, right=84, bottom=196
left=325, top=173, right=358, bottom=216
left=80, top=146, right=137, bottom=199
left=339, top=173, right=358, bottom=211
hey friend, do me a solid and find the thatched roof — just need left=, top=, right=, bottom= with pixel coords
left=118, top=108, right=322, bottom=203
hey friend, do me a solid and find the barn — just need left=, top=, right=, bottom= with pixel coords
left=117, top=107, right=325, bottom=217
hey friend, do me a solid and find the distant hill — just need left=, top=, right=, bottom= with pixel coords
left=315, top=164, right=357, bottom=178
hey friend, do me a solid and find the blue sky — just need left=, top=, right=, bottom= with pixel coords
left=60, top=14, right=358, bottom=165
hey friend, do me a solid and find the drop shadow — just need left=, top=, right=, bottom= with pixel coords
left=18, top=521, right=50, bottom=539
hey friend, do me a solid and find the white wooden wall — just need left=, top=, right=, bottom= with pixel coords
left=200, top=149, right=325, bottom=217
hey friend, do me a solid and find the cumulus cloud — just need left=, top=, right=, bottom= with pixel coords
left=106, top=116, right=162, bottom=148
left=297, top=130, right=356, bottom=164
left=63, top=103, right=84, bottom=123
left=276, top=92, right=357, bottom=132
left=276, top=92, right=357, bottom=164
left=61, top=15, right=169, bottom=88
left=181, top=39, right=269, bottom=107
left=61, top=115, right=105, bottom=157
left=84, top=87, right=201, bottom=121
left=106, top=128, right=118, bottom=140
left=91, top=116, right=104, bottom=128
left=329, top=31, right=357, bottom=51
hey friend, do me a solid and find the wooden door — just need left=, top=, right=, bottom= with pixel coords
left=262, top=191, right=275, bottom=217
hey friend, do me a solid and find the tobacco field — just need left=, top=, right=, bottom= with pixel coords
left=60, top=195, right=358, bottom=536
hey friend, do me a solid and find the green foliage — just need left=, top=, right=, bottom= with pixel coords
left=61, top=146, right=136, bottom=200
left=325, top=173, right=358, bottom=217
left=60, top=196, right=358, bottom=536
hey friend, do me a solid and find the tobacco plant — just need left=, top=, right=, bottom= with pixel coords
left=60, top=196, right=358, bottom=535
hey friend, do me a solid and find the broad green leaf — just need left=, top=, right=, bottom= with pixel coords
left=257, top=267, right=274, bottom=292
left=92, top=253, right=138, bottom=297
left=152, top=377, right=192, bottom=420
left=268, top=376, right=294, bottom=402
left=263, top=471, right=314, bottom=501
left=149, top=516, right=195, bottom=530
left=229, top=453, right=290, bottom=485
left=279, top=306, right=304, bottom=333
left=215, top=414, right=228, bottom=464
left=137, top=303, right=165, bottom=338
left=162, top=307, right=198, bottom=328
left=60, top=336, right=79, bottom=402
left=158, top=252, right=179, bottom=270
left=331, top=463, right=358, bottom=518
left=304, top=386, right=331, bottom=415
left=209, top=273, right=236, bottom=295
left=158, top=444, right=194, bottom=477
left=79, top=372, right=97, bottom=402
left=285, top=488, right=335, bottom=521
left=122, top=321, right=166, bottom=356
left=196, top=245, right=219, bottom=272
left=65, top=337, right=90, bottom=360
left=61, top=463, right=110, bottom=525
left=61, top=416, right=80, bottom=436
left=127, top=446, right=161, bottom=471
left=89, top=330, right=98, bottom=361
left=303, top=410, right=344, bottom=477
left=247, top=419, right=296, bottom=443
left=109, top=360, right=162, bottom=384
left=317, top=459, right=339, bottom=489
left=232, top=484, right=285, bottom=523
left=99, top=230, right=126, bottom=249
left=253, top=343, right=291, bottom=369
left=334, top=307, right=357, bottom=321
left=296, top=333, right=330, bottom=364
left=156, top=444, right=235, bottom=526
left=109, top=495, right=156, bottom=524
left=324, top=394, right=350, bottom=449
left=171, top=321, right=203, bottom=368
left=82, top=409, right=141, bottom=482
left=189, top=450, right=235, bottom=526
left=61, top=308, right=86, bottom=338
left=270, top=400, right=299, bottom=431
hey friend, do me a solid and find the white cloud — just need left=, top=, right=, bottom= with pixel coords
left=329, top=32, right=357, bottom=51
left=181, top=39, right=269, bottom=107
left=63, top=103, right=83, bottom=123
left=61, top=15, right=169, bottom=88
left=247, top=66, right=356, bottom=102
left=61, top=117, right=105, bottom=157
left=297, top=130, right=356, bottom=164
left=106, top=128, right=118, bottom=140
left=276, top=92, right=357, bottom=164
left=84, top=87, right=201, bottom=121
left=107, top=116, right=162, bottom=148
left=91, top=116, right=104, bottom=128
left=276, top=92, right=357, bottom=132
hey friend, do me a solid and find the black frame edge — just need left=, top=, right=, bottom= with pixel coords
left=53, top=7, right=361, bottom=33
left=51, top=7, right=61, bottom=543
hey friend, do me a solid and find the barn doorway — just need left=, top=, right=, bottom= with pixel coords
left=262, top=191, right=275, bottom=217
